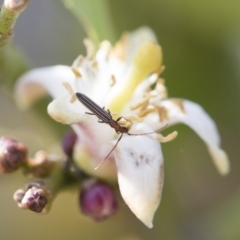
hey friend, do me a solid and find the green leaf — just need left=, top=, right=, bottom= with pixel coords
left=62, top=0, right=116, bottom=45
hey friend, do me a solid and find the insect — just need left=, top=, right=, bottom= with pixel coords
left=76, top=92, right=164, bottom=169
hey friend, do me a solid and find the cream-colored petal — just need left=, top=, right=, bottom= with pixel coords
left=114, top=134, right=164, bottom=228
left=152, top=99, right=230, bottom=175
left=47, top=96, right=87, bottom=124
left=125, top=26, right=158, bottom=64
left=208, top=144, right=230, bottom=175
left=15, top=66, right=75, bottom=109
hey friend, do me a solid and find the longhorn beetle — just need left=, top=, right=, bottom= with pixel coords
left=76, top=92, right=164, bottom=169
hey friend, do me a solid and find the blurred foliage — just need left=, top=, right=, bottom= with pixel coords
left=0, top=0, right=240, bottom=240
left=62, top=0, right=116, bottom=44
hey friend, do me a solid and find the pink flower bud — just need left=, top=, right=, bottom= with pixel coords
left=0, top=136, right=28, bottom=173
left=79, top=179, right=118, bottom=221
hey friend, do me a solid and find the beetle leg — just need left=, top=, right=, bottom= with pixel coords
left=98, top=119, right=105, bottom=123
left=85, top=112, right=95, bottom=115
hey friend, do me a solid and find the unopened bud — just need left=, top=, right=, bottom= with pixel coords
left=79, top=179, right=118, bottom=221
left=13, top=181, right=51, bottom=213
left=21, top=187, right=47, bottom=213
left=62, top=131, right=77, bottom=158
left=4, top=0, right=29, bottom=12
left=27, top=151, right=55, bottom=177
left=0, top=136, right=28, bottom=173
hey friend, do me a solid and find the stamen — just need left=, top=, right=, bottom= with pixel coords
left=99, top=41, right=112, bottom=59
left=71, top=68, right=82, bottom=78
left=155, top=106, right=169, bottom=122
left=154, top=65, right=166, bottom=75
left=110, top=75, right=116, bottom=87
left=152, top=78, right=168, bottom=99
left=171, top=99, right=185, bottom=113
left=130, top=96, right=150, bottom=111
left=109, top=41, right=162, bottom=113
left=73, top=55, right=84, bottom=68
left=91, top=61, right=98, bottom=68
left=83, top=39, right=95, bottom=60
left=138, top=107, right=157, bottom=118
left=70, top=95, right=77, bottom=103
left=113, top=32, right=129, bottom=60
left=62, top=82, right=77, bottom=103
left=157, top=131, right=178, bottom=143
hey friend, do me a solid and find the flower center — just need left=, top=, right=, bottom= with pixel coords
left=109, top=41, right=162, bottom=113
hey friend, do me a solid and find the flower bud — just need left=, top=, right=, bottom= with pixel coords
left=79, top=179, right=118, bottom=221
left=13, top=181, right=51, bottom=213
left=13, top=181, right=50, bottom=213
left=21, top=187, right=48, bottom=213
left=0, top=136, right=28, bottom=173
left=26, top=151, right=55, bottom=177
left=62, top=131, right=77, bottom=158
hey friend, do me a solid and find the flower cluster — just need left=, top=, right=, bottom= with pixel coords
left=13, top=27, right=230, bottom=228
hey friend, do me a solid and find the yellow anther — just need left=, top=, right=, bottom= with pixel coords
left=109, top=41, right=163, bottom=113
left=130, top=96, right=150, bottom=111
left=91, top=61, right=98, bottom=68
left=83, top=39, right=95, bottom=60
left=110, top=75, right=116, bottom=87
left=171, top=99, right=185, bottom=113
left=71, top=68, right=82, bottom=78
left=155, top=105, right=169, bottom=122
left=73, top=55, right=84, bottom=68
left=62, top=82, right=76, bottom=103
left=157, top=131, right=178, bottom=143
left=138, top=107, right=157, bottom=118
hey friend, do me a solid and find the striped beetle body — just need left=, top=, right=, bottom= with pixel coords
left=76, top=92, right=163, bottom=169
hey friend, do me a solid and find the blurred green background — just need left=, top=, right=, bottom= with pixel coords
left=0, top=0, right=240, bottom=239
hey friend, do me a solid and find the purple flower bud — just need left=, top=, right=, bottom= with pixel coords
left=62, top=131, right=77, bottom=158
left=79, top=179, right=118, bottom=221
left=21, top=187, right=48, bottom=213
left=13, top=181, right=51, bottom=213
left=0, top=136, right=28, bottom=173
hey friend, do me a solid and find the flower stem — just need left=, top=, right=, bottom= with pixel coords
left=0, top=0, right=29, bottom=48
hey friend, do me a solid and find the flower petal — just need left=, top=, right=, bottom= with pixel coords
left=114, top=133, right=164, bottom=228
left=15, top=66, right=75, bottom=109
left=47, top=97, right=87, bottom=124
left=150, top=99, right=230, bottom=175
left=124, top=26, right=158, bottom=63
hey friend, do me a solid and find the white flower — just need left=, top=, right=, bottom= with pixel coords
left=14, top=27, right=230, bottom=228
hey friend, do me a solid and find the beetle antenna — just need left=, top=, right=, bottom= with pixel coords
left=127, top=124, right=168, bottom=136
left=95, top=133, right=123, bottom=170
